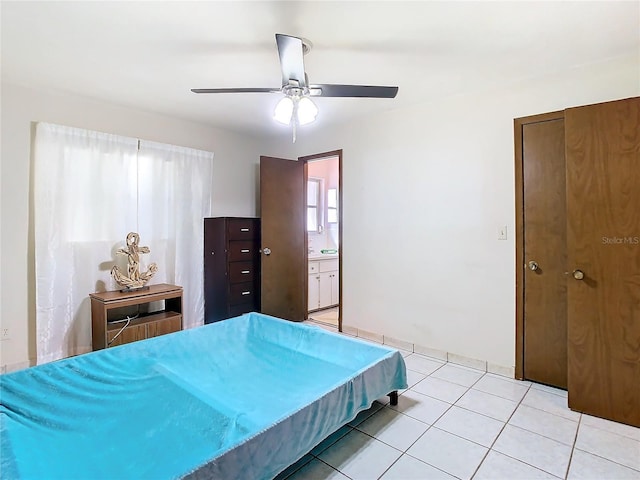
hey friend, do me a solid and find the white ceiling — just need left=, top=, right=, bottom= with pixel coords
left=2, top=1, right=638, bottom=139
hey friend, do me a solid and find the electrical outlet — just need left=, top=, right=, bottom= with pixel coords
left=1, top=327, right=10, bottom=341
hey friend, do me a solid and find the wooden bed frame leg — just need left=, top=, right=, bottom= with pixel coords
left=388, top=391, right=398, bottom=406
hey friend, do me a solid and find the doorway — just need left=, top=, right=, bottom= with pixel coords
left=259, top=150, right=343, bottom=331
left=304, top=154, right=341, bottom=329
left=515, top=111, right=568, bottom=389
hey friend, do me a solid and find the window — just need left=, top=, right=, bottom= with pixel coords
left=327, top=188, right=338, bottom=223
left=33, top=123, right=213, bottom=363
left=307, top=178, right=323, bottom=232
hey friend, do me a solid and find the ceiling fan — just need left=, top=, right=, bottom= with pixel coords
left=192, top=34, right=399, bottom=140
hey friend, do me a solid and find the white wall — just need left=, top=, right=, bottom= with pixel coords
left=289, top=54, right=640, bottom=370
left=0, top=82, right=262, bottom=370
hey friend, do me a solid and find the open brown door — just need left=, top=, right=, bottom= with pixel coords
left=565, top=97, right=640, bottom=427
left=259, top=156, right=307, bottom=320
left=517, top=113, right=568, bottom=389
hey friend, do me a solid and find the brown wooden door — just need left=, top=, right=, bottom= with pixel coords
left=521, top=115, right=568, bottom=389
left=565, top=97, right=640, bottom=427
left=259, top=156, right=307, bottom=320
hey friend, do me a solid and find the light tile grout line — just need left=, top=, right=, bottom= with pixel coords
left=563, top=414, right=583, bottom=480
left=468, top=379, right=542, bottom=479
left=577, top=419, right=640, bottom=443
left=569, top=423, right=640, bottom=474
left=315, top=456, right=354, bottom=480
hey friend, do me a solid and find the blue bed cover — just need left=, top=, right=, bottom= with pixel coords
left=1, top=312, right=407, bottom=480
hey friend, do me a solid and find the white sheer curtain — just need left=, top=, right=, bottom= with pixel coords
left=34, top=123, right=213, bottom=364
left=136, top=140, right=213, bottom=331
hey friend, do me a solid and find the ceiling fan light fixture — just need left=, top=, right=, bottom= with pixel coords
left=274, top=96, right=294, bottom=124
left=297, top=96, right=318, bottom=125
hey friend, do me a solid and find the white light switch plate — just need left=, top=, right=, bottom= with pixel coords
left=498, top=226, right=508, bottom=240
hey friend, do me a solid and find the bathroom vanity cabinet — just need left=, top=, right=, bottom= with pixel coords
left=308, top=257, right=339, bottom=311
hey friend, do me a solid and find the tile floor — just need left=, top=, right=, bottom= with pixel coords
left=308, top=306, right=339, bottom=327
left=275, top=322, right=640, bottom=480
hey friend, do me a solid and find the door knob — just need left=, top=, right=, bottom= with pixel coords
left=528, top=261, right=539, bottom=271
left=572, top=269, right=585, bottom=280
left=262, top=247, right=271, bottom=256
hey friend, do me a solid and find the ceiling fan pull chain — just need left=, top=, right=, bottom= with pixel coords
left=292, top=99, right=298, bottom=143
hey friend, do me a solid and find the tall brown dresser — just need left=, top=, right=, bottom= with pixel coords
left=204, top=217, right=261, bottom=323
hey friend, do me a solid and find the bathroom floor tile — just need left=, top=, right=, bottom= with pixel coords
left=411, top=375, right=469, bottom=404
left=474, top=450, right=559, bottom=479
left=317, top=429, right=402, bottom=480
left=404, top=368, right=427, bottom=390
left=521, top=388, right=581, bottom=422
left=273, top=454, right=315, bottom=479
left=311, top=425, right=353, bottom=456
left=567, top=448, right=640, bottom=479
left=509, top=404, right=579, bottom=445
left=434, top=405, right=505, bottom=447
left=430, top=363, right=484, bottom=388
left=575, top=423, right=640, bottom=471
left=472, top=374, right=530, bottom=402
left=356, top=406, right=429, bottom=451
left=530, top=382, right=568, bottom=398
left=285, top=458, right=349, bottom=480
left=389, top=389, right=451, bottom=425
left=580, top=414, right=640, bottom=442
left=406, top=427, right=488, bottom=480
left=380, top=454, right=457, bottom=479
left=403, top=354, right=446, bottom=375
left=455, top=388, right=518, bottom=422
left=493, top=425, right=572, bottom=478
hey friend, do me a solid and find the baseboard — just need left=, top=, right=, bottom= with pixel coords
left=356, top=328, right=383, bottom=344
left=382, top=335, right=413, bottom=352
left=347, top=325, right=515, bottom=379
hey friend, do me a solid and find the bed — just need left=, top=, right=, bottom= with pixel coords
left=1, top=312, right=407, bottom=479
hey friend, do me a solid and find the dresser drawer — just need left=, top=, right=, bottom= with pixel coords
left=228, top=240, right=259, bottom=261
left=309, top=261, right=319, bottom=274
left=229, top=282, right=255, bottom=305
left=229, top=303, right=256, bottom=317
left=227, top=218, right=258, bottom=240
left=229, top=261, right=256, bottom=283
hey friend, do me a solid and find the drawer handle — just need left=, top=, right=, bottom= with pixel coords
left=241, top=270, right=250, bottom=274
left=241, top=291, right=251, bottom=295
left=240, top=228, right=250, bottom=232
left=241, top=249, right=250, bottom=253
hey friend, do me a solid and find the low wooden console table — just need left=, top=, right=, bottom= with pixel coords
left=90, top=283, right=183, bottom=350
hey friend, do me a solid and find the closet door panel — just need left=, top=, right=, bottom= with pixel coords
left=565, top=97, right=640, bottom=427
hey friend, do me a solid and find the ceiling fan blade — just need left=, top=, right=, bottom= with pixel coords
left=275, top=34, right=307, bottom=88
left=191, top=88, right=281, bottom=94
left=309, top=84, right=398, bottom=98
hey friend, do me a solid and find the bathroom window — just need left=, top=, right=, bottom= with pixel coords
left=307, top=178, right=323, bottom=232
left=327, top=188, right=338, bottom=223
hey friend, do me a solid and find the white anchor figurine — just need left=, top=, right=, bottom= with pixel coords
left=111, top=232, right=157, bottom=291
